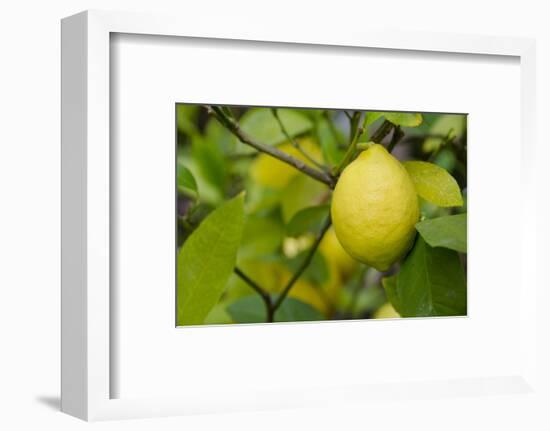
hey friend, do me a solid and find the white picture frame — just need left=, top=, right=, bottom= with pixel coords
left=61, top=9, right=542, bottom=422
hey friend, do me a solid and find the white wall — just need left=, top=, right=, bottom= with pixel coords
left=1, top=1, right=548, bottom=430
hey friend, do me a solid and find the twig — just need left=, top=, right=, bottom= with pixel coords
left=272, top=216, right=332, bottom=312
left=348, top=111, right=361, bottom=143
left=207, top=106, right=336, bottom=188
left=234, top=267, right=274, bottom=322
left=428, top=129, right=456, bottom=162
left=335, top=112, right=369, bottom=174
left=371, top=120, right=394, bottom=144
left=387, top=125, right=404, bottom=153
left=271, top=108, right=327, bottom=171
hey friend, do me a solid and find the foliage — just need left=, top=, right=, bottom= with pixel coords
left=227, top=295, right=324, bottom=323
left=403, top=161, right=464, bottom=207
left=416, top=213, right=467, bottom=253
left=384, top=237, right=467, bottom=317
left=177, top=193, right=245, bottom=325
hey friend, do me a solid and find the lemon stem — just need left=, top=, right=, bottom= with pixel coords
left=335, top=112, right=371, bottom=174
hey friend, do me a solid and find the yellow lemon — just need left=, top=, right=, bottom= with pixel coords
left=373, top=302, right=401, bottom=319
left=331, top=144, right=419, bottom=271
left=319, top=227, right=358, bottom=278
left=250, top=138, right=322, bottom=189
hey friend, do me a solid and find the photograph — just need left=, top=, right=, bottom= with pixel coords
left=176, top=105, right=467, bottom=326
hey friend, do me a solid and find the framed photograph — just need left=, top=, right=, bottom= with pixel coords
left=62, top=10, right=541, bottom=422
left=175, top=104, right=467, bottom=327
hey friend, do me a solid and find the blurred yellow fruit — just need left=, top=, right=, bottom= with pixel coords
left=250, top=138, right=323, bottom=189
left=331, top=144, right=419, bottom=271
left=319, top=227, right=358, bottom=278
left=373, top=302, right=400, bottom=319
left=229, top=260, right=331, bottom=315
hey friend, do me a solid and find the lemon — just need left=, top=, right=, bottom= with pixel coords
left=250, top=138, right=322, bottom=189
left=331, top=144, right=419, bottom=271
left=373, top=302, right=400, bottom=319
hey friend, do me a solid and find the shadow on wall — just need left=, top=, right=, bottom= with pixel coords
left=36, top=395, right=60, bottom=411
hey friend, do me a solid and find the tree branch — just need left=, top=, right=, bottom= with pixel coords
left=206, top=106, right=336, bottom=188
left=234, top=267, right=274, bottom=322
left=272, top=216, right=332, bottom=312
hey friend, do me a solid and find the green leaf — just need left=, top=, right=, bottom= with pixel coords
left=227, top=295, right=323, bottom=324
left=177, top=156, right=222, bottom=205
left=403, top=161, right=463, bottom=207
left=237, top=108, right=313, bottom=152
left=238, top=215, right=284, bottom=261
left=177, top=193, right=246, bottom=325
left=316, top=118, right=344, bottom=166
left=281, top=174, right=326, bottom=222
left=275, top=297, right=324, bottom=322
left=413, top=113, right=441, bottom=133
left=381, top=275, right=402, bottom=315
left=226, top=295, right=267, bottom=323
left=286, top=205, right=330, bottom=237
left=177, top=163, right=198, bottom=197
left=416, top=214, right=467, bottom=253
left=176, top=105, right=199, bottom=136
left=383, top=112, right=423, bottom=127
left=432, top=148, right=457, bottom=172
left=423, top=114, right=466, bottom=153
left=205, top=117, right=235, bottom=154
left=364, top=111, right=384, bottom=125
left=191, top=134, right=227, bottom=195
left=203, top=302, right=233, bottom=325
left=394, top=237, right=467, bottom=317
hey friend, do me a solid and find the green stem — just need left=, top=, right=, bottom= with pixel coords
left=348, top=111, right=361, bottom=143
left=271, top=216, right=332, bottom=312
left=335, top=112, right=369, bottom=175
left=207, top=106, right=336, bottom=188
